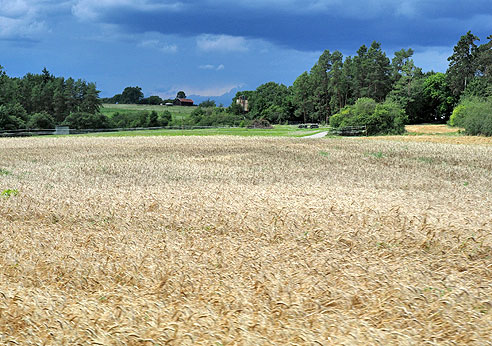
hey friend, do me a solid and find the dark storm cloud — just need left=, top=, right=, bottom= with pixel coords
left=71, top=0, right=492, bottom=52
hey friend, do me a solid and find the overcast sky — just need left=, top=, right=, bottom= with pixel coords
left=1, top=0, right=491, bottom=103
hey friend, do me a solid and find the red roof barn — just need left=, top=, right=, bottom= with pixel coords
left=173, top=98, right=194, bottom=106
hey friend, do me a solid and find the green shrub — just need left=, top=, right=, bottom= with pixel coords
left=199, top=99, right=216, bottom=108
left=63, top=112, right=112, bottom=129
left=27, top=112, right=55, bottom=129
left=329, top=113, right=343, bottom=128
left=329, top=98, right=407, bottom=135
left=464, top=112, right=492, bottom=136
left=159, top=110, right=172, bottom=126
left=129, top=111, right=150, bottom=128
left=110, top=112, right=129, bottom=128
left=449, top=104, right=467, bottom=127
left=188, top=107, right=242, bottom=127
left=0, top=104, right=27, bottom=130
left=353, top=97, right=377, bottom=116
left=148, top=111, right=159, bottom=127
left=451, top=97, right=492, bottom=136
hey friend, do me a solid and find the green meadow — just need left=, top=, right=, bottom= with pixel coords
left=80, top=125, right=328, bottom=138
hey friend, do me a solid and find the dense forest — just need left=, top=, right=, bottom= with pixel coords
left=1, top=31, right=491, bottom=135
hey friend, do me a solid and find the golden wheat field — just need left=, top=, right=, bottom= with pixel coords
left=405, top=125, right=463, bottom=134
left=371, top=125, right=492, bottom=146
left=1, top=135, right=492, bottom=345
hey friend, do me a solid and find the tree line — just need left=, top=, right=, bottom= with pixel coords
left=0, top=67, right=102, bottom=130
left=231, top=32, right=491, bottom=126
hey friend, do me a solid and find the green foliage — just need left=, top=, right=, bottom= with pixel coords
left=287, top=34, right=489, bottom=126
left=310, top=50, right=333, bottom=122
left=141, top=95, right=163, bottom=105
left=0, top=104, right=26, bottom=130
left=228, top=101, right=245, bottom=116
left=368, top=151, right=385, bottom=158
left=0, top=168, right=11, bottom=176
left=189, top=107, right=242, bottom=127
left=289, top=41, right=408, bottom=124
left=447, top=31, right=480, bottom=97
left=351, top=42, right=392, bottom=102
left=27, top=112, right=55, bottom=129
left=353, top=97, right=377, bottom=115
left=260, top=104, right=286, bottom=123
left=110, top=112, right=127, bottom=128
left=328, top=113, right=343, bottom=128
left=1, top=189, right=18, bottom=198
left=463, top=112, right=492, bottom=136
left=452, top=97, right=492, bottom=136
left=446, top=32, right=492, bottom=102
left=148, top=111, right=160, bottom=127
left=423, top=73, right=456, bottom=122
left=110, top=110, right=156, bottom=128
left=330, top=98, right=407, bottom=135
left=79, top=83, right=102, bottom=114
left=101, top=94, right=121, bottom=104
left=299, top=47, right=389, bottom=121
left=248, top=82, right=291, bottom=123
left=449, top=104, right=467, bottom=127
left=387, top=50, right=432, bottom=124
left=130, top=111, right=151, bottom=128
left=291, top=71, right=314, bottom=123
left=0, top=68, right=101, bottom=130
left=176, top=91, right=186, bottom=99
left=63, top=112, right=112, bottom=129
left=199, top=99, right=216, bottom=107
left=461, top=77, right=492, bottom=99
left=159, top=110, right=172, bottom=126
left=120, top=86, right=144, bottom=104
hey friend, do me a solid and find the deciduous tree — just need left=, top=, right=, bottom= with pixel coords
left=120, top=86, right=144, bottom=104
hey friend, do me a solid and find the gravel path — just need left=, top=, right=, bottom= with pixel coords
left=303, top=131, right=328, bottom=138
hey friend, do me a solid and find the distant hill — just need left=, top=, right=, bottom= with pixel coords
left=188, top=88, right=239, bottom=107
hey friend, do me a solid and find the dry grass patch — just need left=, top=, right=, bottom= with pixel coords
left=1, top=136, right=491, bottom=344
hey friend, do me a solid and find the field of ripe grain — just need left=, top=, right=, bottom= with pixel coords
left=1, top=135, right=491, bottom=344
left=405, top=124, right=464, bottom=134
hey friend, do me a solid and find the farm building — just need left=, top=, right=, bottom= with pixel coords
left=236, top=95, right=249, bottom=112
left=173, top=98, right=194, bottom=106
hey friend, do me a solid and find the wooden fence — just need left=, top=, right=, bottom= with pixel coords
left=0, top=125, right=235, bottom=137
left=330, top=125, right=368, bottom=136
